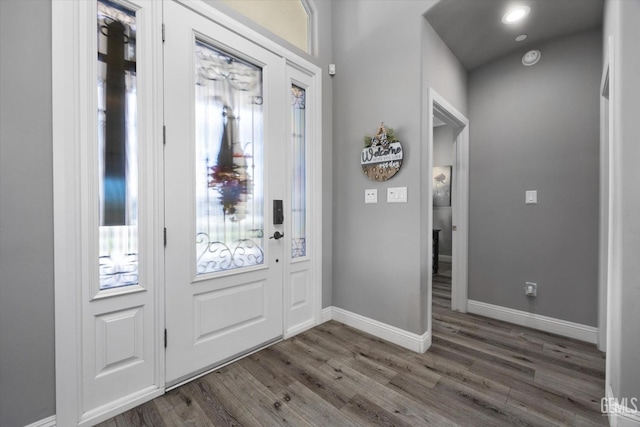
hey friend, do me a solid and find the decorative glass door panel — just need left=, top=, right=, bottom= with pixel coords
left=97, top=0, right=139, bottom=290
left=194, top=41, right=265, bottom=274
left=291, top=85, right=307, bottom=258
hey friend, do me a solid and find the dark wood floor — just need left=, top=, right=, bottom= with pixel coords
left=98, top=262, right=607, bottom=426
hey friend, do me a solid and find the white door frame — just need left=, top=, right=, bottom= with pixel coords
left=598, top=35, right=613, bottom=354
left=425, top=88, right=469, bottom=338
left=602, top=33, right=618, bottom=403
left=53, top=0, right=322, bottom=424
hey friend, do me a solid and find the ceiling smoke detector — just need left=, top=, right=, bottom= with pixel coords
left=522, top=49, right=541, bottom=66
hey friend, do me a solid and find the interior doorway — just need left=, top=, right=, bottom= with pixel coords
left=425, top=89, right=469, bottom=336
left=432, top=119, right=456, bottom=311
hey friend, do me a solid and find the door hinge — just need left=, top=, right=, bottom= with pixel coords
left=163, top=125, right=166, bottom=145
left=162, top=23, right=165, bottom=42
left=164, top=329, right=167, bottom=348
left=164, top=227, right=167, bottom=247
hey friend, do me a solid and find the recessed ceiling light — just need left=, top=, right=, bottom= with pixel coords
left=515, top=34, right=528, bottom=42
left=522, top=49, right=541, bottom=66
left=502, top=6, right=531, bottom=24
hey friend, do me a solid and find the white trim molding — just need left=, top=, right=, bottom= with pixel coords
left=321, top=306, right=333, bottom=323
left=24, top=415, right=57, bottom=427
left=468, top=300, right=598, bottom=344
left=606, top=385, right=640, bottom=427
left=322, top=307, right=431, bottom=353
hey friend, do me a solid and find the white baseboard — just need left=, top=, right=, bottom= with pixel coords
left=321, top=306, right=332, bottom=323
left=467, top=300, right=598, bottom=344
left=439, top=254, right=452, bottom=263
left=25, top=415, right=56, bottom=427
left=322, top=306, right=430, bottom=353
left=606, top=384, right=640, bottom=426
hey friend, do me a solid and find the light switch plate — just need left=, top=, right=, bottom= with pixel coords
left=526, top=190, right=537, bottom=205
left=387, top=187, right=407, bottom=203
left=365, top=189, right=377, bottom=204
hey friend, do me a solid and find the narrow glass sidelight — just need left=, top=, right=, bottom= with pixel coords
left=194, top=41, right=265, bottom=274
left=97, top=0, right=139, bottom=289
left=291, top=85, right=307, bottom=258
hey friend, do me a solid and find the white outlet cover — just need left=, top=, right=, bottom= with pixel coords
left=365, top=188, right=377, bottom=204
left=525, top=190, right=537, bottom=205
left=525, top=281, right=537, bottom=296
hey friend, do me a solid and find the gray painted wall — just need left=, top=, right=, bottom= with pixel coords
left=0, top=1, right=55, bottom=426
left=615, top=0, right=640, bottom=403
left=603, top=0, right=640, bottom=404
left=315, top=0, right=334, bottom=308
left=331, top=0, right=467, bottom=334
left=433, top=125, right=454, bottom=257
left=467, top=29, right=602, bottom=326
left=421, top=21, right=468, bottom=117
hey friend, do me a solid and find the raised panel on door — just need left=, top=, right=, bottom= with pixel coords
left=164, top=0, right=286, bottom=386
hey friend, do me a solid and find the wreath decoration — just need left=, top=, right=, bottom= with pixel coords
left=360, top=122, right=404, bottom=182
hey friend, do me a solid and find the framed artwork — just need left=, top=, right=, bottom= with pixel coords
left=433, top=166, right=452, bottom=207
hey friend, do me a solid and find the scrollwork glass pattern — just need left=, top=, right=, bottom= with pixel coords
left=291, top=85, right=307, bottom=258
left=97, top=0, right=139, bottom=290
left=195, top=41, right=265, bottom=275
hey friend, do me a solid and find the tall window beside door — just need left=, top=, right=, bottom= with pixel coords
left=291, top=85, right=307, bottom=258
left=97, top=0, right=139, bottom=290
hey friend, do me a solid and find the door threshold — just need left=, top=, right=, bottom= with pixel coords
left=165, top=336, right=283, bottom=391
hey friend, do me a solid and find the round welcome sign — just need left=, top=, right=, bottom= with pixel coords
left=361, top=123, right=404, bottom=181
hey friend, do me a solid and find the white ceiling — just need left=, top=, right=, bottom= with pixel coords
left=425, top=0, right=604, bottom=71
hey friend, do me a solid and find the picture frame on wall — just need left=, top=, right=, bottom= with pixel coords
left=433, top=166, right=452, bottom=207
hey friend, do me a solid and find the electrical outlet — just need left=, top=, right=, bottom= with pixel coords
left=365, top=189, right=377, bottom=204
left=526, top=190, right=538, bottom=205
left=525, top=282, right=537, bottom=297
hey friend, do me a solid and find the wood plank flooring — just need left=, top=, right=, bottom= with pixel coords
left=98, top=262, right=607, bottom=426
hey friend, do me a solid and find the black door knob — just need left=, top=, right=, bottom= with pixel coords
left=270, top=231, right=284, bottom=240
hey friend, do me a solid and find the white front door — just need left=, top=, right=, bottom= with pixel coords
left=163, top=0, right=287, bottom=385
